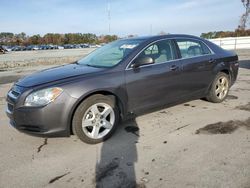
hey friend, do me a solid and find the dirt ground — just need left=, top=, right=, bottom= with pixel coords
left=0, top=50, right=249, bottom=188
left=0, top=48, right=94, bottom=70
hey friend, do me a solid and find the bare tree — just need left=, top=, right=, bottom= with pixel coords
left=239, top=0, right=250, bottom=30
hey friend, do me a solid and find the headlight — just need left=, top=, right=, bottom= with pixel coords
left=24, top=87, right=63, bottom=107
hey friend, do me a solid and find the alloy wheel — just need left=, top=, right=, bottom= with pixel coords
left=81, top=103, right=115, bottom=139
left=215, top=76, right=229, bottom=100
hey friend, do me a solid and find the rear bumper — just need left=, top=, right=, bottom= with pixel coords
left=6, top=91, right=77, bottom=137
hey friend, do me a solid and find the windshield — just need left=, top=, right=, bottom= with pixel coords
left=77, top=39, right=144, bottom=68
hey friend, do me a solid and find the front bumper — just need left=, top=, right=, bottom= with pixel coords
left=6, top=86, right=77, bottom=137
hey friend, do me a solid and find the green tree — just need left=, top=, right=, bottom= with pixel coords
left=28, top=34, right=42, bottom=45
left=98, top=35, right=118, bottom=43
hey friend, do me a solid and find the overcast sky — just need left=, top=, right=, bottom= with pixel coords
left=0, top=0, right=244, bottom=37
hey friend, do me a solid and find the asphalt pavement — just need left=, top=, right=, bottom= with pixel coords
left=0, top=58, right=249, bottom=188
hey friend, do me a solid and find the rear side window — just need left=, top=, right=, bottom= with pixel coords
left=176, top=39, right=211, bottom=58
left=200, top=42, right=212, bottom=55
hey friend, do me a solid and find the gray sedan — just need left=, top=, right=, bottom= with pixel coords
left=6, top=34, right=239, bottom=144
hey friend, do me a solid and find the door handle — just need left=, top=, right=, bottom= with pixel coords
left=208, top=59, right=216, bottom=63
left=170, top=65, right=179, bottom=71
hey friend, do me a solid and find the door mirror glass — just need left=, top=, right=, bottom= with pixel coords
left=132, top=56, right=154, bottom=68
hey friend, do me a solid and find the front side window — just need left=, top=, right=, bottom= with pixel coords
left=137, top=40, right=175, bottom=64
left=78, top=39, right=145, bottom=68
left=144, top=44, right=159, bottom=55
left=176, top=39, right=211, bottom=58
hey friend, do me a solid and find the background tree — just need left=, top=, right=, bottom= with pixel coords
left=238, top=0, right=250, bottom=30
left=200, top=30, right=250, bottom=38
left=98, top=35, right=118, bottom=43
left=28, top=34, right=41, bottom=45
left=0, top=32, right=118, bottom=46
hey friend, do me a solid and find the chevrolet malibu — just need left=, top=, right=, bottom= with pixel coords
left=6, top=35, right=239, bottom=144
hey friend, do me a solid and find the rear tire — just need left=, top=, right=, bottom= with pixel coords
left=72, top=94, right=120, bottom=144
left=206, top=72, right=230, bottom=103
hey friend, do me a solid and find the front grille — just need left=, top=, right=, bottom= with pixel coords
left=11, top=90, right=20, bottom=98
left=6, top=85, right=26, bottom=114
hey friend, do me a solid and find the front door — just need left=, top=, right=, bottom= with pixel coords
left=125, top=39, right=183, bottom=113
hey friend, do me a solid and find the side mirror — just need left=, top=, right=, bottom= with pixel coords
left=131, top=56, right=154, bottom=68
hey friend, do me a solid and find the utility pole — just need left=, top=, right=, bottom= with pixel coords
left=107, top=1, right=111, bottom=34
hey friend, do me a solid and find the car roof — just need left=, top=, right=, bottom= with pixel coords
left=122, top=34, right=202, bottom=42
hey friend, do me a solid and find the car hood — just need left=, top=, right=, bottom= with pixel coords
left=16, top=63, right=105, bottom=87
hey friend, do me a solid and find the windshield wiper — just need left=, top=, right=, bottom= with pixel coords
left=85, top=64, right=96, bottom=67
left=85, top=64, right=107, bottom=68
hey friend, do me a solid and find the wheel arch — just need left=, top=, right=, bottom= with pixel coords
left=213, top=60, right=232, bottom=83
left=69, top=90, right=126, bottom=135
left=206, top=64, right=232, bottom=95
left=218, top=69, right=232, bottom=85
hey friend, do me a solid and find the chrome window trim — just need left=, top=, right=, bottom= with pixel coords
left=127, top=58, right=181, bottom=70
left=125, top=37, right=215, bottom=70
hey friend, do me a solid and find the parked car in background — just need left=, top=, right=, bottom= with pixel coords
left=89, top=44, right=98, bottom=48
left=26, top=45, right=39, bottom=51
left=57, top=45, right=64, bottom=50
left=38, top=45, right=47, bottom=50
left=80, top=44, right=90, bottom=48
left=33, top=45, right=39, bottom=50
left=6, top=34, right=239, bottom=144
left=72, top=44, right=79, bottom=48
left=4, top=43, right=92, bottom=52
left=11, top=46, right=26, bottom=51
left=0, top=45, right=6, bottom=54
left=63, top=44, right=74, bottom=49
left=2, top=46, right=12, bottom=52
left=25, top=45, right=32, bottom=51
left=11, top=46, right=19, bottom=51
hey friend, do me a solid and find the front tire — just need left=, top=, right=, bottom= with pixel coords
left=72, top=94, right=120, bottom=144
left=206, top=72, right=230, bottom=103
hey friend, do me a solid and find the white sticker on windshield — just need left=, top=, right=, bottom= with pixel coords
left=120, top=44, right=137, bottom=49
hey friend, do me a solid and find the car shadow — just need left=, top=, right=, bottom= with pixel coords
left=95, top=118, right=140, bottom=188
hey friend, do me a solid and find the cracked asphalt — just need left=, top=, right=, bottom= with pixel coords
left=0, top=51, right=250, bottom=188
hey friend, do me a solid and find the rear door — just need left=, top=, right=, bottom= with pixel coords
left=125, top=39, right=183, bottom=113
left=174, top=38, right=215, bottom=96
